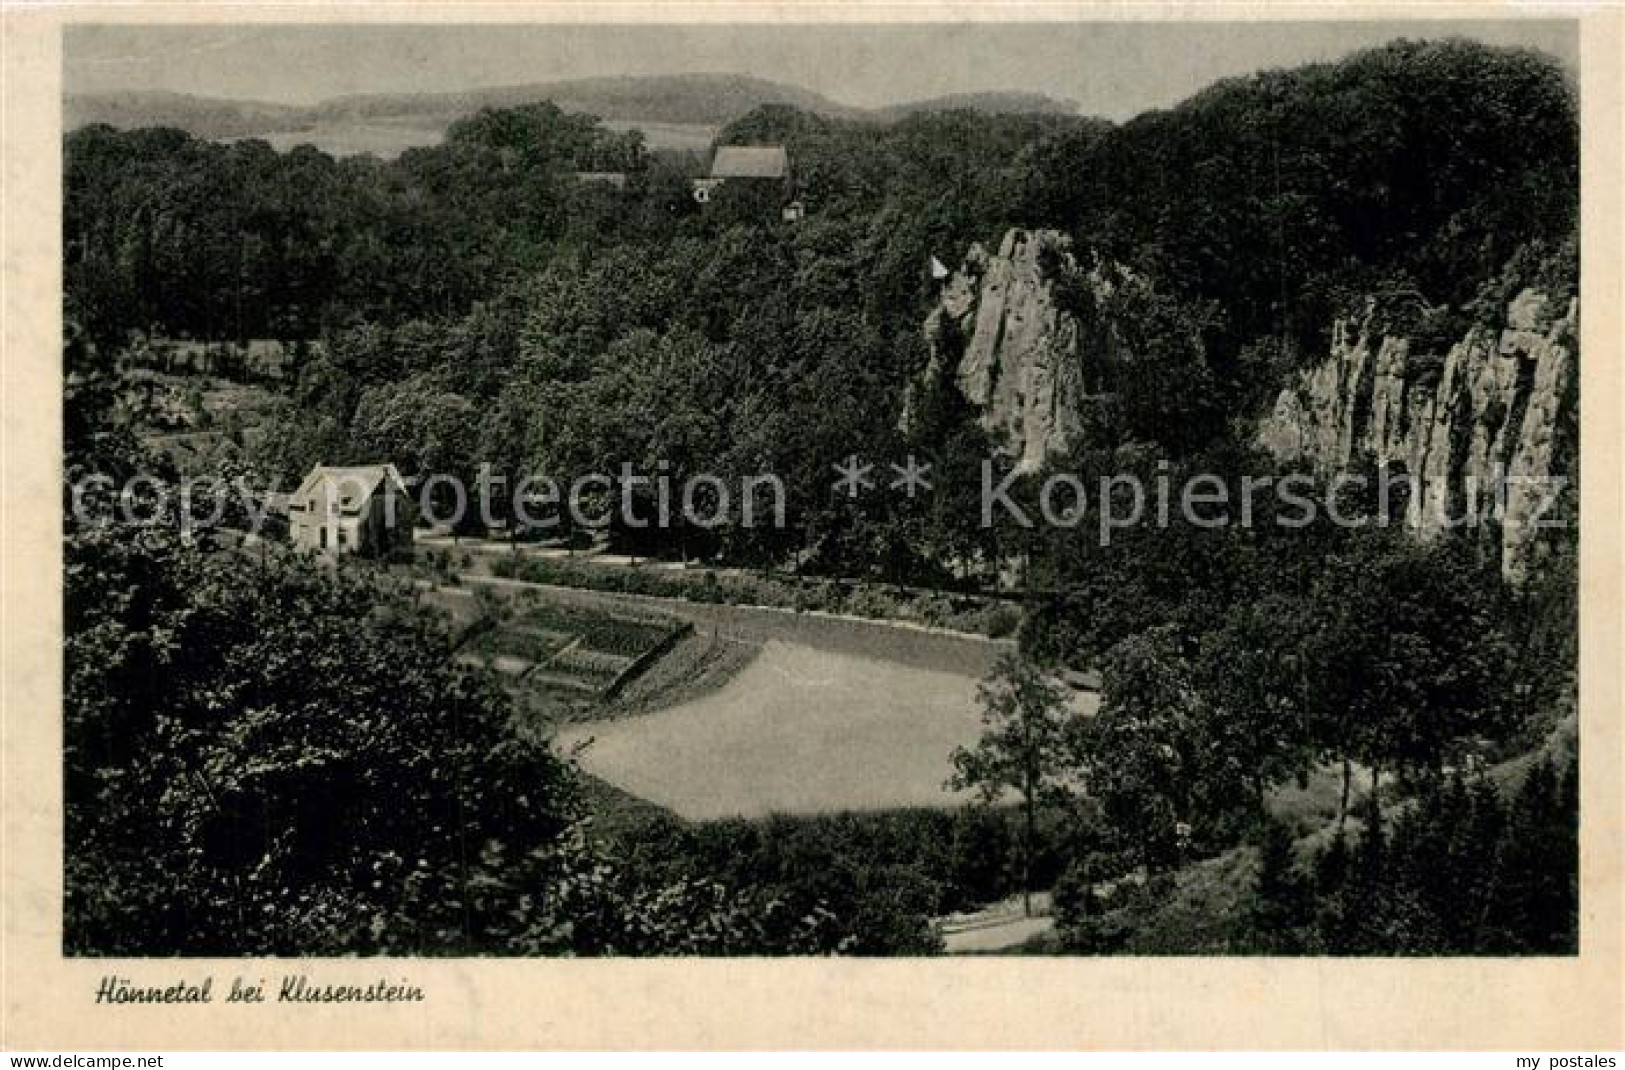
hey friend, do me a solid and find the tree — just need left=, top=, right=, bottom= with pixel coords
left=1080, top=627, right=1211, bottom=870
left=1489, top=754, right=1579, bottom=952
left=1302, top=752, right=1577, bottom=955
left=1301, top=535, right=1511, bottom=825
left=1195, top=595, right=1318, bottom=816
left=64, top=526, right=582, bottom=954
left=948, top=653, right=1082, bottom=916
left=1247, top=819, right=1312, bottom=952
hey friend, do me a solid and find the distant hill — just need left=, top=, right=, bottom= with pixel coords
left=314, top=73, right=866, bottom=126
left=880, top=91, right=1079, bottom=119
left=64, top=75, right=1088, bottom=157
left=64, top=90, right=312, bottom=139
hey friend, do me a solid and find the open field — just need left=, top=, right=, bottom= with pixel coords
left=600, top=119, right=718, bottom=154
left=223, top=120, right=447, bottom=158
left=555, top=639, right=1093, bottom=819
left=463, top=574, right=1035, bottom=816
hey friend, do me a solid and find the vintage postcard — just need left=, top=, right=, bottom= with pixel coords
left=2, top=1, right=1621, bottom=1051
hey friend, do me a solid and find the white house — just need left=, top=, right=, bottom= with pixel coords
left=288, top=463, right=414, bottom=557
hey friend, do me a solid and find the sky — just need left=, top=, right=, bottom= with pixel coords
left=64, top=20, right=1578, bottom=120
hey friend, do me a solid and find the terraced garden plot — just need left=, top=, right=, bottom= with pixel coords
left=467, top=625, right=572, bottom=664
left=508, top=603, right=675, bottom=658
left=466, top=598, right=688, bottom=726
left=549, top=645, right=631, bottom=680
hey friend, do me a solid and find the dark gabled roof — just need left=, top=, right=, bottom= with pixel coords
left=710, top=145, right=789, bottom=180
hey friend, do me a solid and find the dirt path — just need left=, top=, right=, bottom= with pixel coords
left=941, top=915, right=1055, bottom=954
left=939, top=891, right=1056, bottom=953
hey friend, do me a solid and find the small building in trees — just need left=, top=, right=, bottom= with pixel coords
left=691, top=144, right=797, bottom=217
left=709, top=144, right=789, bottom=183
left=288, top=463, right=415, bottom=557
left=573, top=171, right=628, bottom=189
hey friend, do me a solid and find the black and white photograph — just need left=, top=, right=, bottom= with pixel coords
left=48, top=15, right=1589, bottom=968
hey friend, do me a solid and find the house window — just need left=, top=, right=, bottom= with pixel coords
left=319, top=528, right=327, bottom=549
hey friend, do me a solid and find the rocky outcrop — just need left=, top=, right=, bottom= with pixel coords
left=915, top=228, right=1097, bottom=472
left=1256, top=290, right=1577, bottom=581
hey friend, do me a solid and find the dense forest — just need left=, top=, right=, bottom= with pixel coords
left=64, top=38, right=1580, bottom=955
left=67, top=39, right=1578, bottom=569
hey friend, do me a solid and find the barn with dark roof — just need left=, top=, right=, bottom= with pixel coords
left=708, top=145, right=789, bottom=180
left=691, top=144, right=796, bottom=215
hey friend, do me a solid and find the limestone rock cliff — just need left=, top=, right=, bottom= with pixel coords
left=1256, top=290, right=1577, bottom=581
left=916, top=228, right=1096, bottom=472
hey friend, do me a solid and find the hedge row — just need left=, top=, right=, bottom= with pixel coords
left=488, top=555, right=1022, bottom=638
